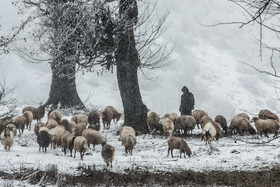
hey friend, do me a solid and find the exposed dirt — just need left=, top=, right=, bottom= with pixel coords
left=1, top=166, right=280, bottom=186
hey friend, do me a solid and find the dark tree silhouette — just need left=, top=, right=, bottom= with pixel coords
left=23, top=0, right=170, bottom=132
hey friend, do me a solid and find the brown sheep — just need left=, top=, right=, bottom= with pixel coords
left=212, top=121, right=222, bottom=141
left=163, top=113, right=178, bottom=125
left=88, top=124, right=100, bottom=131
left=228, top=116, right=256, bottom=135
left=160, top=118, right=175, bottom=138
left=167, top=137, right=192, bottom=158
left=82, top=128, right=105, bottom=149
left=192, top=110, right=208, bottom=129
left=22, top=105, right=45, bottom=122
left=101, top=107, right=114, bottom=130
left=200, top=116, right=213, bottom=129
left=61, top=130, right=72, bottom=155
left=34, top=122, right=46, bottom=136
left=147, top=111, right=160, bottom=132
left=106, top=106, right=122, bottom=123
left=48, top=125, right=65, bottom=149
left=14, top=116, right=26, bottom=135
left=236, top=113, right=250, bottom=121
left=48, top=110, right=62, bottom=124
left=251, top=117, right=279, bottom=138
left=71, top=114, right=88, bottom=125
left=66, top=134, right=76, bottom=157
left=215, top=115, right=228, bottom=135
left=74, top=136, right=88, bottom=160
left=88, top=109, right=100, bottom=126
left=73, top=123, right=86, bottom=136
left=61, top=119, right=72, bottom=133
left=23, top=111, right=33, bottom=130
left=101, top=141, right=115, bottom=168
left=258, top=109, right=280, bottom=123
left=46, top=119, right=58, bottom=130
left=175, top=115, right=196, bottom=135
left=120, top=126, right=136, bottom=155
left=67, top=120, right=76, bottom=130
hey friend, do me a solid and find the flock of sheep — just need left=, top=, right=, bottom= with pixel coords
left=0, top=105, right=279, bottom=168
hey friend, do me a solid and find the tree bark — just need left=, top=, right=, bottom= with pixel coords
left=116, top=2, right=149, bottom=133
left=44, top=60, right=85, bottom=110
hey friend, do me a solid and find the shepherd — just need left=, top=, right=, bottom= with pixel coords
left=179, top=86, right=195, bottom=115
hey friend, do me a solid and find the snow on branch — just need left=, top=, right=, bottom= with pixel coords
left=0, top=80, right=17, bottom=120
left=21, top=0, right=171, bottom=75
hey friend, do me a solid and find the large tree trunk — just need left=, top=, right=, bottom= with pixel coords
left=45, top=60, right=85, bottom=110
left=116, top=3, right=149, bottom=133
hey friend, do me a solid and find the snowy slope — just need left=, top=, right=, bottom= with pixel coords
left=0, top=110, right=279, bottom=177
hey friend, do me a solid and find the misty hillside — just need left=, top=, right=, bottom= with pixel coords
left=0, top=0, right=279, bottom=119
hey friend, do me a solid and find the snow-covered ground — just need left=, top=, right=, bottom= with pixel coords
left=0, top=108, right=280, bottom=178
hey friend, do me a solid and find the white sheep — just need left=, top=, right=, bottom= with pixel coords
left=201, top=122, right=216, bottom=145
left=0, top=125, right=15, bottom=151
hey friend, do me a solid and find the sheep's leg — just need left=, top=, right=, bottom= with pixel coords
left=167, top=148, right=170, bottom=157
left=197, top=124, right=200, bottom=129
left=171, top=149, right=174, bottom=158
left=39, top=147, right=41, bottom=152
left=184, top=152, right=186, bottom=158
left=274, top=132, right=278, bottom=138
left=110, top=161, right=113, bottom=168
left=64, top=147, right=66, bottom=155
left=74, top=150, right=76, bottom=158
left=45, top=147, right=47, bottom=153
left=131, top=149, right=133, bottom=155
left=70, top=150, right=73, bottom=157
left=125, top=147, right=128, bottom=155
left=265, top=132, right=269, bottom=138
left=106, top=161, right=109, bottom=167
left=80, top=152, right=83, bottom=160
left=180, top=151, right=182, bottom=158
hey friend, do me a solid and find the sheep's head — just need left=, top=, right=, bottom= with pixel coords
left=116, top=113, right=122, bottom=122
left=38, top=106, right=45, bottom=114
left=204, top=129, right=211, bottom=140
left=4, top=127, right=11, bottom=137
left=250, top=117, right=259, bottom=123
left=61, top=119, right=69, bottom=128
left=101, top=141, right=107, bottom=147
